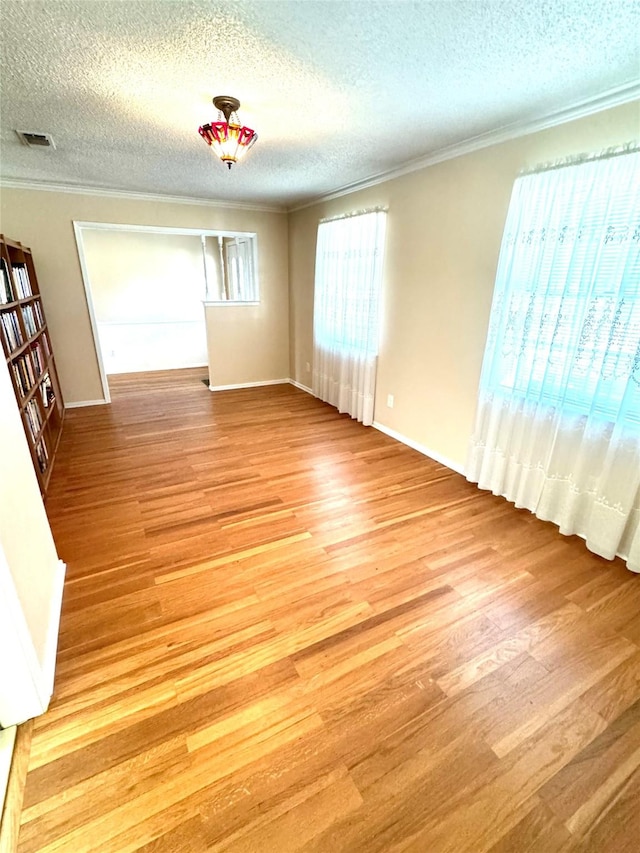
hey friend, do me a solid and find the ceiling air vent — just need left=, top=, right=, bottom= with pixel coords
left=16, top=131, right=56, bottom=149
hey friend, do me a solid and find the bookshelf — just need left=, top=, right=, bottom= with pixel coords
left=0, top=235, right=64, bottom=495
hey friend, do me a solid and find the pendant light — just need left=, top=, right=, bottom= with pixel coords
left=198, top=96, right=258, bottom=169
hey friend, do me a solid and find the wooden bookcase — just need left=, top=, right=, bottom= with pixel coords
left=0, top=235, right=64, bottom=496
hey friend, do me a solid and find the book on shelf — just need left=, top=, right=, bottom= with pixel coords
left=32, top=340, right=45, bottom=375
left=1, top=310, right=24, bottom=350
left=0, top=258, right=13, bottom=304
left=41, top=371, right=55, bottom=407
left=24, top=398, right=44, bottom=441
left=11, top=264, right=32, bottom=299
left=35, top=438, right=49, bottom=473
left=12, top=352, right=37, bottom=396
left=22, top=304, right=38, bottom=337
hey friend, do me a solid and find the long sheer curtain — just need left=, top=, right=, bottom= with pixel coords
left=312, top=211, right=386, bottom=425
left=467, top=151, right=640, bottom=572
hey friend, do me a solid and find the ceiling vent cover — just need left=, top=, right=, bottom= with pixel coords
left=16, top=131, right=56, bottom=149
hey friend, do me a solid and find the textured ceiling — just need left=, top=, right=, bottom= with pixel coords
left=1, top=0, right=639, bottom=209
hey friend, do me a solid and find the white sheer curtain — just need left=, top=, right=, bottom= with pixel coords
left=467, top=151, right=640, bottom=572
left=312, top=211, right=386, bottom=425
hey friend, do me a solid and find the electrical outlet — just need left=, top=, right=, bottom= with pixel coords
left=387, top=394, right=394, bottom=408
left=305, top=361, right=311, bottom=373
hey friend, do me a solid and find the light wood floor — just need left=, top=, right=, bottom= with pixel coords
left=17, top=369, right=640, bottom=852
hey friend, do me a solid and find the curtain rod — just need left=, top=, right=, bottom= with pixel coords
left=520, top=141, right=639, bottom=176
left=320, top=206, right=388, bottom=224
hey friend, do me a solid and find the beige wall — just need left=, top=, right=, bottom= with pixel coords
left=205, top=301, right=288, bottom=387
left=203, top=231, right=290, bottom=386
left=288, top=101, right=640, bottom=469
left=81, top=229, right=209, bottom=375
left=0, top=190, right=289, bottom=403
left=0, top=354, right=60, bottom=674
left=82, top=230, right=206, bottom=323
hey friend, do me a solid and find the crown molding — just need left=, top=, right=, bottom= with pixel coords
left=0, top=178, right=285, bottom=214
left=1, top=82, right=638, bottom=215
left=289, top=81, right=640, bottom=212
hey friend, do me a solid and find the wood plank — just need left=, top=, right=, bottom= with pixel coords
left=15, top=370, right=640, bottom=852
left=0, top=722, right=32, bottom=853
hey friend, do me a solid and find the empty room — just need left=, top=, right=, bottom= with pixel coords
left=0, top=1, right=639, bottom=851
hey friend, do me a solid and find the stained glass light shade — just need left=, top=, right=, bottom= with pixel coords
left=199, top=117, right=257, bottom=169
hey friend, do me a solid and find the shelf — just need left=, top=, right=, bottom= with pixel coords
left=0, top=235, right=64, bottom=497
left=0, top=295, right=39, bottom=310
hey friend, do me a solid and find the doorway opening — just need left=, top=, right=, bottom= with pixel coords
left=73, top=222, right=258, bottom=402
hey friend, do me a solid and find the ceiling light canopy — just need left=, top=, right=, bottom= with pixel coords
left=198, top=96, right=257, bottom=170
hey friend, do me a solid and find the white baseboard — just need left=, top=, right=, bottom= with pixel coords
left=41, top=560, right=66, bottom=705
left=208, top=379, right=290, bottom=392
left=69, top=378, right=304, bottom=402
left=0, top=725, right=16, bottom=817
left=65, top=399, right=108, bottom=409
left=289, top=379, right=313, bottom=395
left=106, top=362, right=208, bottom=375
left=372, top=421, right=466, bottom=476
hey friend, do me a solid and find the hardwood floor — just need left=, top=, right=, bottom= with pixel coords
left=17, top=368, right=640, bottom=852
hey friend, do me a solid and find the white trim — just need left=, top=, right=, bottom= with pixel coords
left=0, top=726, right=17, bottom=814
left=65, top=399, right=109, bottom=409
left=203, top=300, right=260, bottom=307
left=0, top=179, right=285, bottom=213
left=0, top=543, right=47, bottom=726
left=208, top=379, right=289, bottom=392
left=72, top=222, right=111, bottom=404
left=372, top=420, right=466, bottom=476
left=290, top=82, right=640, bottom=211
left=289, top=379, right=313, bottom=395
left=74, top=221, right=258, bottom=239
left=41, top=560, right=66, bottom=701
left=0, top=550, right=63, bottom=726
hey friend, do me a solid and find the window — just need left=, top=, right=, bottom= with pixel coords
left=483, top=151, right=640, bottom=423
left=225, top=237, right=257, bottom=301
left=312, top=209, right=387, bottom=425
left=313, top=211, right=386, bottom=355
left=203, top=234, right=258, bottom=302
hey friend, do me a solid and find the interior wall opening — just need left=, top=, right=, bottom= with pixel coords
left=73, top=223, right=259, bottom=403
